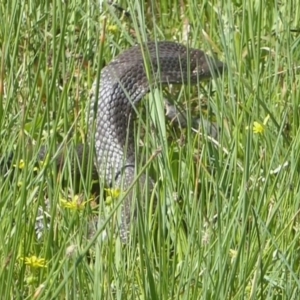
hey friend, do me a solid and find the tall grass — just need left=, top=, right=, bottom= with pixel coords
left=0, top=0, right=300, bottom=298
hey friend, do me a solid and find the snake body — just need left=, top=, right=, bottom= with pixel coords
left=88, top=41, right=225, bottom=240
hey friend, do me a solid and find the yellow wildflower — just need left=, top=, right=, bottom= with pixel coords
left=60, top=195, right=87, bottom=211
left=105, top=188, right=122, bottom=205
left=13, top=159, right=25, bottom=169
left=105, top=188, right=121, bottom=198
left=253, top=121, right=264, bottom=134
left=21, top=256, right=47, bottom=268
left=107, top=24, right=118, bottom=34
left=248, top=114, right=270, bottom=135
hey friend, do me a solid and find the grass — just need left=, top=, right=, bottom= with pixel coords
left=1, top=0, right=300, bottom=299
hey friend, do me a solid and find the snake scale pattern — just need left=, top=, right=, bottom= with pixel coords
left=88, top=41, right=225, bottom=241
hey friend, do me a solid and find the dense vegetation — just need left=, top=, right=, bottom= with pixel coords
left=0, top=0, right=300, bottom=298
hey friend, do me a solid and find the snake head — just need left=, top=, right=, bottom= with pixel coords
left=191, top=50, right=226, bottom=80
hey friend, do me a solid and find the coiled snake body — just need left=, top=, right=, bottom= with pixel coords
left=89, top=41, right=225, bottom=241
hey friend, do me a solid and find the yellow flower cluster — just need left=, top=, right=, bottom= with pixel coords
left=105, top=188, right=122, bottom=205
left=247, top=115, right=270, bottom=135
left=20, top=255, right=47, bottom=268
left=60, top=195, right=88, bottom=211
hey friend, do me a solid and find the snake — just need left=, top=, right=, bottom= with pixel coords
left=0, top=41, right=225, bottom=241
left=88, top=41, right=225, bottom=241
